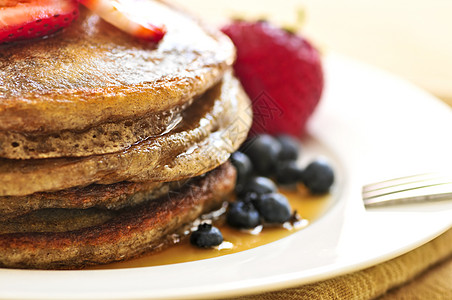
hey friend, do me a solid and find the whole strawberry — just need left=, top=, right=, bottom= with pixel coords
left=222, top=21, right=323, bottom=137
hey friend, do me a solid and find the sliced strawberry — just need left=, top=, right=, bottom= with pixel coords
left=79, top=0, right=166, bottom=42
left=0, top=0, right=79, bottom=44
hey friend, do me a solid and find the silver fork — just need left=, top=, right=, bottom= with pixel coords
left=362, top=172, right=452, bottom=208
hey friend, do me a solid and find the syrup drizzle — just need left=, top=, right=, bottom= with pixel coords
left=91, top=186, right=331, bottom=269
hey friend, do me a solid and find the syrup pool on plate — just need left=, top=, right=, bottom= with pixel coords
left=92, top=186, right=332, bottom=269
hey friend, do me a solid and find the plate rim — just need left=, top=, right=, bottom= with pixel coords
left=1, top=53, right=451, bottom=300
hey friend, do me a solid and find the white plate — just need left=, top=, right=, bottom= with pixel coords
left=1, top=53, right=452, bottom=300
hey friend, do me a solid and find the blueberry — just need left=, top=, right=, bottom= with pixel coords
left=275, top=160, right=304, bottom=185
left=190, top=223, right=223, bottom=248
left=241, top=192, right=259, bottom=204
left=230, top=151, right=253, bottom=193
left=302, top=159, right=334, bottom=194
left=241, top=134, right=281, bottom=176
left=239, top=176, right=277, bottom=196
left=276, top=135, right=300, bottom=161
left=227, top=200, right=260, bottom=229
left=253, top=193, right=292, bottom=224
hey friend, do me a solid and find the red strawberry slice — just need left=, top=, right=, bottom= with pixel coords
left=79, top=0, right=166, bottom=42
left=0, top=0, right=79, bottom=44
left=222, top=21, right=324, bottom=137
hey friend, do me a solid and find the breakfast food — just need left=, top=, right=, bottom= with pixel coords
left=0, top=72, right=249, bottom=195
left=79, top=0, right=167, bottom=42
left=0, top=1, right=251, bottom=269
left=190, top=223, right=224, bottom=248
left=222, top=21, right=324, bottom=136
left=0, top=163, right=236, bottom=269
left=0, top=0, right=80, bottom=43
left=225, top=134, right=334, bottom=231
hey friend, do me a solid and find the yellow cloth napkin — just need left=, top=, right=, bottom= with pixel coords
left=442, top=97, right=452, bottom=107
left=225, top=228, right=452, bottom=299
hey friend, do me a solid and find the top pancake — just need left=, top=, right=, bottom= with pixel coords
left=0, top=0, right=235, bottom=134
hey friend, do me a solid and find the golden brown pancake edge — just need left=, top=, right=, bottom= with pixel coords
left=0, top=162, right=236, bottom=269
left=0, top=2, right=235, bottom=134
left=0, top=72, right=251, bottom=196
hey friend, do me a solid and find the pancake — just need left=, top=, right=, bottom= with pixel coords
left=0, top=1, right=235, bottom=159
left=0, top=103, right=186, bottom=159
left=0, top=162, right=235, bottom=269
left=0, top=178, right=190, bottom=221
left=0, top=72, right=251, bottom=196
left=0, top=0, right=251, bottom=270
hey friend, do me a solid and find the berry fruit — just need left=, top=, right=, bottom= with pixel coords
left=240, top=176, right=278, bottom=197
left=254, top=193, right=292, bottom=224
left=190, top=223, right=223, bottom=248
left=276, top=135, right=300, bottom=161
left=222, top=21, right=323, bottom=136
left=241, top=134, right=281, bottom=176
left=227, top=201, right=260, bottom=229
left=275, top=160, right=304, bottom=185
left=302, top=159, right=334, bottom=194
left=79, top=0, right=166, bottom=42
left=0, top=0, right=79, bottom=44
left=230, top=151, right=253, bottom=193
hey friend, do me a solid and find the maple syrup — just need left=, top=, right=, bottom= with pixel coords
left=91, top=185, right=331, bottom=270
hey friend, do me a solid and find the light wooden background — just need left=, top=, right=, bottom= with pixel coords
left=173, top=0, right=452, bottom=105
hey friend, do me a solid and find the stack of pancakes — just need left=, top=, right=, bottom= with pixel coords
left=0, top=1, right=251, bottom=269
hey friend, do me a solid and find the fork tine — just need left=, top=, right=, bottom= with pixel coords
left=363, top=172, right=451, bottom=193
left=363, top=179, right=452, bottom=200
left=363, top=183, right=452, bottom=207
left=362, top=172, right=452, bottom=207
left=363, top=172, right=452, bottom=198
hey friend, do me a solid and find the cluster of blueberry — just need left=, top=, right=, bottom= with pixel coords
left=190, top=134, right=335, bottom=248
left=238, top=134, right=335, bottom=193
